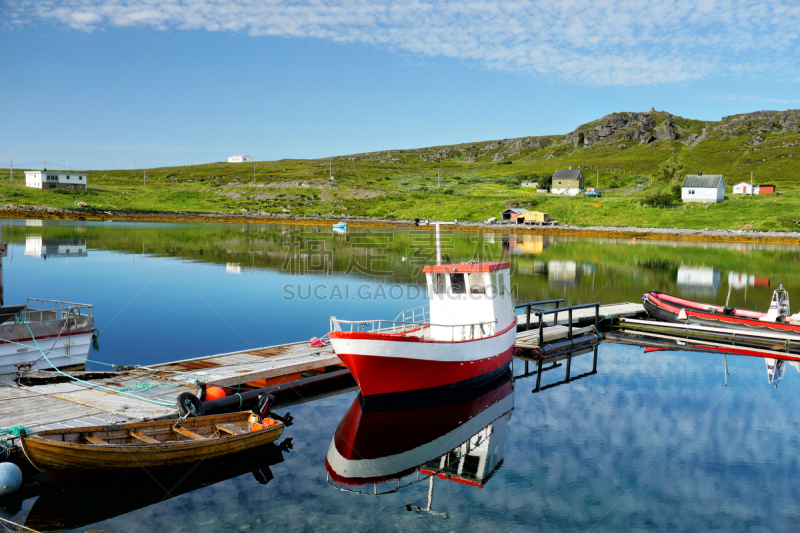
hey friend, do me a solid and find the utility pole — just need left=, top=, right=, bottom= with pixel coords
left=253, top=161, right=256, bottom=183
left=144, top=170, right=146, bottom=186
left=134, top=159, right=136, bottom=177
left=7, top=159, right=11, bottom=182
left=750, top=171, right=753, bottom=196
left=437, top=167, right=440, bottom=188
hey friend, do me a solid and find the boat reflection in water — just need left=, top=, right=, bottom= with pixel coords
left=325, top=372, right=514, bottom=517
left=14, top=439, right=292, bottom=532
left=765, top=359, right=800, bottom=388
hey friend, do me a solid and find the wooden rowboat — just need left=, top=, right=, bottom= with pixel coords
left=20, top=411, right=284, bottom=476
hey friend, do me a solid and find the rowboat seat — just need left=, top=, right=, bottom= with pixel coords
left=172, top=427, right=206, bottom=440
left=129, top=430, right=160, bottom=445
left=216, top=422, right=252, bottom=436
left=83, top=433, right=107, bottom=445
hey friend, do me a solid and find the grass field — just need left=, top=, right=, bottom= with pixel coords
left=2, top=109, right=799, bottom=231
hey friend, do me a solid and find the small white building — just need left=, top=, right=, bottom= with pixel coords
left=732, top=181, right=753, bottom=195
left=228, top=155, right=253, bottom=163
left=25, top=171, right=87, bottom=191
left=681, top=173, right=725, bottom=203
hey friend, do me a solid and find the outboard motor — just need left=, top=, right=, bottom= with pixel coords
left=764, top=285, right=790, bottom=323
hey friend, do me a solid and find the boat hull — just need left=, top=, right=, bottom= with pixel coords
left=643, top=291, right=800, bottom=338
left=0, top=316, right=94, bottom=375
left=329, top=322, right=516, bottom=403
left=21, top=412, right=284, bottom=476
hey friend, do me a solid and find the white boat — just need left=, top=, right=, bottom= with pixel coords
left=332, top=222, right=348, bottom=231
left=328, top=224, right=516, bottom=404
left=0, top=299, right=95, bottom=375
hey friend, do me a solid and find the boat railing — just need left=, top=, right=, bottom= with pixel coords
left=393, top=304, right=430, bottom=325
left=330, top=317, right=497, bottom=341
left=20, top=298, right=93, bottom=323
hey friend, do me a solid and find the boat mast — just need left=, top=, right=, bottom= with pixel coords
left=433, top=221, right=455, bottom=266
left=435, top=222, right=442, bottom=266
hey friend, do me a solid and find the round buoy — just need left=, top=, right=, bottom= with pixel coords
left=205, top=386, right=226, bottom=402
left=250, top=422, right=266, bottom=432
left=632, top=238, right=636, bottom=243
left=0, top=463, right=22, bottom=495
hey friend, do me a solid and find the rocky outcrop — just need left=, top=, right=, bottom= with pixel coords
left=559, top=111, right=679, bottom=148
left=716, top=110, right=800, bottom=140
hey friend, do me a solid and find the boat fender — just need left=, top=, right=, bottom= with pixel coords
left=204, top=386, right=226, bottom=402
left=176, top=392, right=205, bottom=418
left=641, top=294, right=648, bottom=302
left=0, top=462, right=22, bottom=495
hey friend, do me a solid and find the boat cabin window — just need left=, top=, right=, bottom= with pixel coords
left=449, top=273, right=466, bottom=294
left=468, top=272, right=485, bottom=294
left=494, top=271, right=506, bottom=296
left=431, top=273, right=446, bottom=294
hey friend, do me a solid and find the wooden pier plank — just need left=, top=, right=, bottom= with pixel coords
left=515, top=325, right=595, bottom=348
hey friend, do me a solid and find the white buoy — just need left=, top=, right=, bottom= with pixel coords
left=677, top=308, right=687, bottom=321
left=0, top=462, right=22, bottom=495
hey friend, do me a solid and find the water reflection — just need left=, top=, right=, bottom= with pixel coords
left=677, top=266, right=721, bottom=297
left=24, top=237, right=87, bottom=259
left=325, top=373, right=514, bottom=516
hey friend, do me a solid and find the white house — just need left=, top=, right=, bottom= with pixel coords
left=228, top=155, right=253, bottom=163
left=732, top=181, right=753, bottom=195
left=25, top=170, right=87, bottom=191
left=681, top=173, right=725, bottom=203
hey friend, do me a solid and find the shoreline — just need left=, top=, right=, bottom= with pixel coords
left=2, top=203, right=800, bottom=245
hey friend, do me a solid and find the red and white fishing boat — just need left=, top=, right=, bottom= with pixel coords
left=329, top=226, right=517, bottom=403
left=643, top=285, right=800, bottom=338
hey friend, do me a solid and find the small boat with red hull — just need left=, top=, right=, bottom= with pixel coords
left=329, top=257, right=516, bottom=404
left=643, top=285, right=800, bottom=338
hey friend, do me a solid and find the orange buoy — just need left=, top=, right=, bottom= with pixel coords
left=632, top=238, right=636, bottom=243
left=205, top=386, right=226, bottom=401
left=262, top=418, right=278, bottom=427
left=250, top=422, right=265, bottom=431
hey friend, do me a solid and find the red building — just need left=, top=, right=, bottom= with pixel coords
left=756, top=184, right=775, bottom=194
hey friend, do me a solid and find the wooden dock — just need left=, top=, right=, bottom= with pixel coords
left=0, top=340, right=341, bottom=442
left=515, top=325, right=596, bottom=348
left=516, top=302, right=645, bottom=328
left=0, top=302, right=640, bottom=446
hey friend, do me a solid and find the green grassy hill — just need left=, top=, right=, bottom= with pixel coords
left=2, top=108, right=799, bottom=231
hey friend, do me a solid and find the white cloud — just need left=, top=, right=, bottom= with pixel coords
left=701, top=94, right=800, bottom=105
left=7, top=0, right=800, bottom=86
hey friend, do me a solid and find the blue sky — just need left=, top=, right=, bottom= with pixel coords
left=2, top=0, right=799, bottom=171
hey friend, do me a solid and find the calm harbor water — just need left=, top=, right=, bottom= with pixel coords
left=2, top=219, right=800, bottom=532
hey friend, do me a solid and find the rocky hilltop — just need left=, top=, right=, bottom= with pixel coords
left=333, top=108, right=800, bottom=165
